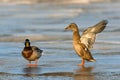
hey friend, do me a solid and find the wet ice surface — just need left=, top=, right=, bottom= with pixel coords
left=0, top=42, right=120, bottom=80
left=0, top=0, right=120, bottom=80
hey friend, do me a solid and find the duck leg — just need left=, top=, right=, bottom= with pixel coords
left=27, top=61, right=33, bottom=67
left=34, top=59, right=38, bottom=66
left=78, top=58, right=85, bottom=66
left=27, top=60, right=38, bottom=67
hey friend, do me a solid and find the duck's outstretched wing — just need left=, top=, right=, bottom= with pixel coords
left=80, top=20, right=108, bottom=48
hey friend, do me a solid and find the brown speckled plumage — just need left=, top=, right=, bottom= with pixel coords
left=22, top=39, right=43, bottom=66
left=65, top=20, right=108, bottom=66
left=22, top=47, right=33, bottom=58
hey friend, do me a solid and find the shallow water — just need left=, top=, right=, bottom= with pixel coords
left=0, top=0, right=120, bottom=80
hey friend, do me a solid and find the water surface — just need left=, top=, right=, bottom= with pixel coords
left=0, top=0, right=120, bottom=80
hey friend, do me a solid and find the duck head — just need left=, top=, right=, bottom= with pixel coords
left=25, top=39, right=30, bottom=47
left=65, top=23, right=79, bottom=32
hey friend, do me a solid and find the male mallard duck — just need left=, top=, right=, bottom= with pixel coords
left=65, top=20, right=108, bottom=66
left=22, top=39, right=43, bottom=67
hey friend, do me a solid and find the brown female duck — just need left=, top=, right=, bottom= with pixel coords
left=65, top=20, right=108, bottom=66
left=22, top=39, right=43, bottom=67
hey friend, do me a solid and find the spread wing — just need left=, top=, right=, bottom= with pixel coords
left=80, top=20, right=108, bottom=48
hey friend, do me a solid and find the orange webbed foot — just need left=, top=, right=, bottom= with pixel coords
left=78, top=59, right=85, bottom=66
left=77, top=64, right=84, bottom=66
left=27, top=64, right=38, bottom=67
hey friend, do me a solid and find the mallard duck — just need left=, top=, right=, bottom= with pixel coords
left=65, top=20, right=108, bottom=66
left=22, top=39, right=43, bottom=67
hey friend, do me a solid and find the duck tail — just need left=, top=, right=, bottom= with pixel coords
left=90, top=59, right=96, bottom=62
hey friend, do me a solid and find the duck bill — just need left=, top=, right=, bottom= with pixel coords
left=65, top=26, right=70, bottom=30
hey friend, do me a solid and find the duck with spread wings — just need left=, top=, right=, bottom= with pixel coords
left=65, top=20, right=108, bottom=66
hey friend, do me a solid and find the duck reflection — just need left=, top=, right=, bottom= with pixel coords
left=74, top=66, right=95, bottom=80
left=23, top=67, right=41, bottom=76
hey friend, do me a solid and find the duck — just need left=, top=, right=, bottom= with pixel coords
left=22, top=39, right=43, bottom=67
left=65, top=20, right=108, bottom=66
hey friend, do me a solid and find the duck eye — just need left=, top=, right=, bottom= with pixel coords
left=69, top=25, right=72, bottom=28
left=25, top=39, right=29, bottom=42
